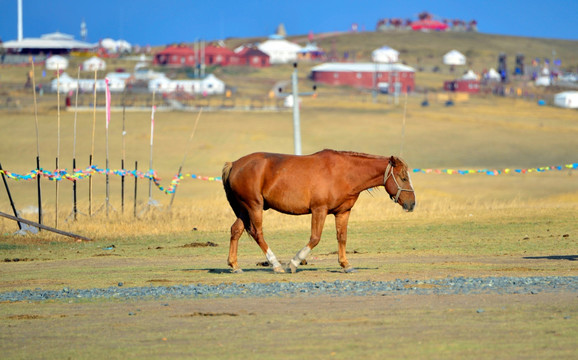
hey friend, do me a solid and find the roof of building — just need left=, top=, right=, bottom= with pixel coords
left=155, top=45, right=195, bottom=56
left=3, top=32, right=96, bottom=50
left=311, top=62, right=415, bottom=73
left=203, top=44, right=235, bottom=55
left=237, top=47, right=269, bottom=57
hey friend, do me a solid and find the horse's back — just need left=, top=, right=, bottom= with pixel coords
left=225, top=151, right=334, bottom=214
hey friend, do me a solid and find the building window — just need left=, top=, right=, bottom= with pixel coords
left=356, top=73, right=362, bottom=79
left=333, top=73, right=339, bottom=79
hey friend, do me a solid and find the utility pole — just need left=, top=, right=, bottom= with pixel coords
left=291, top=63, right=302, bottom=155
left=290, top=62, right=316, bottom=155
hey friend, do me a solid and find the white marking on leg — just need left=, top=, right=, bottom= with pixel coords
left=290, top=246, right=311, bottom=269
left=266, top=248, right=282, bottom=269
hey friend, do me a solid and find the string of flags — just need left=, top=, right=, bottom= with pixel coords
left=0, top=165, right=221, bottom=195
left=0, top=163, right=575, bottom=195
left=412, top=163, right=577, bottom=175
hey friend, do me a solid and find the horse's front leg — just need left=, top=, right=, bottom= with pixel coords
left=335, top=211, right=355, bottom=273
left=289, top=208, right=327, bottom=273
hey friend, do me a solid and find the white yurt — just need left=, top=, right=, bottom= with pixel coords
left=45, top=55, right=69, bottom=70
left=371, top=46, right=399, bottom=63
left=50, top=72, right=76, bottom=93
left=82, top=56, right=106, bottom=71
left=99, top=38, right=117, bottom=52
left=443, top=50, right=466, bottom=66
left=535, top=76, right=551, bottom=86
left=554, top=91, right=578, bottom=109
left=257, top=38, right=302, bottom=64
left=461, top=70, right=478, bottom=80
left=486, top=68, right=501, bottom=81
left=200, top=74, right=225, bottom=95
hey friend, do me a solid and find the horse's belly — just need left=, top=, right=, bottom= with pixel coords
left=263, top=189, right=311, bottom=215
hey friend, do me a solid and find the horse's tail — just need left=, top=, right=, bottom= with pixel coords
left=222, top=162, right=233, bottom=186
left=222, top=162, right=238, bottom=214
left=222, top=161, right=251, bottom=233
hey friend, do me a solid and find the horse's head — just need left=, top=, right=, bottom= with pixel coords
left=384, top=156, right=416, bottom=212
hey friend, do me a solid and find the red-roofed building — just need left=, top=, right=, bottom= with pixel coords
left=153, top=45, right=196, bottom=67
left=236, top=47, right=270, bottom=67
left=204, top=44, right=239, bottom=66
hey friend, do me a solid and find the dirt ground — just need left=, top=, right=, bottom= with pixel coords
left=1, top=291, right=576, bottom=359
left=1, top=253, right=577, bottom=359
left=1, top=252, right=577, bottom=291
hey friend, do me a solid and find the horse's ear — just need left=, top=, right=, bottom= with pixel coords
left=389, top=156, right=397, bottom=167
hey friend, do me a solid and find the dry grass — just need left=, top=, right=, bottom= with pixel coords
left=1, top=93, right=576, bottom=240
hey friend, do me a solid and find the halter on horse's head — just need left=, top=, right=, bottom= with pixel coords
left=383, top=156, right=415, bottom=212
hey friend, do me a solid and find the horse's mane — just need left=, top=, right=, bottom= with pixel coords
left=319, top=149, right=408, bottom=169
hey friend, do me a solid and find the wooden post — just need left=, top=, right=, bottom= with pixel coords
left=169, top=108, right=202, bottom=210
left=0, top=211, right=91, bottom=241
left=55, top=65, right=61, bottom=228
left=89, top=69, right=97, bottom=217
left=0, top=163, right=21, bottom=229
left=31, top=58, right=42, bottom=229
left=133, top=161, right=138, bottom=218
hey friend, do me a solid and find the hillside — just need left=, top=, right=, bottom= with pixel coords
left=1, top=31, right=577, bottom=108
left=225, top=31, right=578, bottom=72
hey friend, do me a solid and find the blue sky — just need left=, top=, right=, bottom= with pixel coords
left=1, top=0, right=576, bottom=45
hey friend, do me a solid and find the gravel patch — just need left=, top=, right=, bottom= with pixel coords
left=1, top=276, right=576, bottom=302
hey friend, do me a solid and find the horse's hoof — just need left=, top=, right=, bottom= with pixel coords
left=231, top=268, right=244, bottom=274
left=273, top=266, right=285, bottom=274
left=289, top=262, right=298, bottom=274
left=343, top=266, right=357, bottom=273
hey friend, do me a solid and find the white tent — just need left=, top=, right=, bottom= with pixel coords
left=148, top=74, right=225, bottom=95
left=554, top=91, right=578, bottom=109
left=257, top=38, right=302, bottom=64
left=100, top=38, right=132, bottom=54
left=2, top=31, right=96, bottom=53
left=45, top=55, right=69, bottom=70
left=50, top=73, right=126, bottom=93
left=200, top=74, right=225, bottom=94
left=82, top=56, right=106, bottom=71
left=50, top=72, right=76, bottom=93
left=535, top=76, right=551, bottom=86
left=443, top=50, right=466, bottom=66
left=371, top=46, right=399, bottom=63
left=461, top=70, right=478, bottom=80
left=486, top=68, right=501, bottom=81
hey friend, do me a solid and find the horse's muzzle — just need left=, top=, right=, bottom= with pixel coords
left=403, top=201, right=415, bottom=212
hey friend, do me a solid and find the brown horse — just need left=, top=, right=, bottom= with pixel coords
left=222, top=149, right=415, bottom=273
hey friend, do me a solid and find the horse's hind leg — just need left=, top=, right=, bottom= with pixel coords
left=228, top=218, right=244, bottom=273
left=247, top=208, right=285, bottom=273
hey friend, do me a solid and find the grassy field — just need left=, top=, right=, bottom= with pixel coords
left=1, top=31, right=577, bottom=359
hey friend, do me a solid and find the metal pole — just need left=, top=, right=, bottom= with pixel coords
left=291, top=63, right=302, bottom=155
